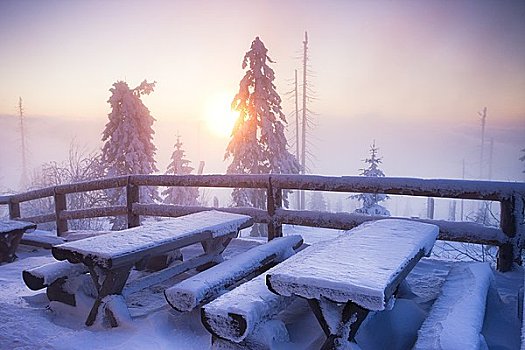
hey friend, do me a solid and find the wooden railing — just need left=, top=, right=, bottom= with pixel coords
left=1, top=174, right=523, bottom=272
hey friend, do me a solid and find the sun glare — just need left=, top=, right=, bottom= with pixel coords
left=204, top=93, right=239, bottom=138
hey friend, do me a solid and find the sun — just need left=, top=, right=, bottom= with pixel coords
left=204, top=93, right=239, bottom=138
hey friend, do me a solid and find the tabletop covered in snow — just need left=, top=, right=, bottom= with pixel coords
left=0, top=219, right=36, bottom=233
left=52, top=211, right=253, bottom=268
left=267, top=219, right=439, bottom=311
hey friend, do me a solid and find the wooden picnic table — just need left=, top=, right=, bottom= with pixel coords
left=266, top=219, right=439, bottom=349
left=51, top=210, right=253, bottom=327
left=0, top=219, right=37, bottom=263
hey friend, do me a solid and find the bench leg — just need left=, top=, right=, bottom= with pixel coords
left=47, top=277, right=76, bottom=306
left=308, top=298, right=369, bottom=348
left=0, top=230, right=24, bottom=263
left=85, top=265, right=132, bottom=327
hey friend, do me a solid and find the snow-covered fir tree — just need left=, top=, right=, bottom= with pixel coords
left=162, top=136, right=199, bottom=206
left=225, top=37, right=300, bottom=236
left=101, top=80, right=158, bottom=229
left=351, top=141, right=390, bottom=216
left=225, top=37, right=300, bottom=209
left=308, top=191, right=327, bottom=212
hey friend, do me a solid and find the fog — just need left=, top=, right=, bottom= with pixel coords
left=1, top=111, right=522, bottom=188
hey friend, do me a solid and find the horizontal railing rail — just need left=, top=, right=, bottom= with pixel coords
left=1, top=174, right=523, bottom=272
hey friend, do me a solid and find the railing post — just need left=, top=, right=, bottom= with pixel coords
left=54, top=189, right=68, bottom=236
left=497, top=195, right=523, bottom=272
left=8, top=199, right=21, bottom=220
left=127, top=179, right=140, bottom=228
left=267, top=177, right=283, bottom=241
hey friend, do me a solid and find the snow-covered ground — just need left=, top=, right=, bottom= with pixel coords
left=0, top=226, right=522, bottom=349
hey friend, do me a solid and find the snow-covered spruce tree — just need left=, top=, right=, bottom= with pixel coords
left=101, top=80, right=159, bottom=230
left=162, top=136, right=199, bottom=206
left=225, top=37, right=300, bottom=235
left=351, top=141, right=390, bottom=216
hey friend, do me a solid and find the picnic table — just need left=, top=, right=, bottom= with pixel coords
left=0, top=219, right=37, bottom=263
left=266, top=219, right=439, bottom=349
left=49, top=210, right=253, bottom=327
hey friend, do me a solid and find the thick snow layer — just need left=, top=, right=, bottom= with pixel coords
left=23, top=260, right=87, bottom=289
left=165, top=235, right=302, bottom=311
left=53, top=211, right=252, bottom=266
left=267, top=219, right=438, bottom=310
left=413, top=262, right=493, bottom=350
left=203, top=270, right=295, bottom=342
left=0, top=219, right=35, bottom=233
left=2, top=226, right=522, bottom=350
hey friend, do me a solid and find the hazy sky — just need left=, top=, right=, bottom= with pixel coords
left=1, top=0, right=524, bottom=122
left=0, top=0, right=524, bottom=190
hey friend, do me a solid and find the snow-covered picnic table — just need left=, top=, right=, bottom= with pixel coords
left=266, top=219, right=439, bottom=348
left=47, top=211, right=253, bottom=327
left=0, top=219, right=36, bottom=263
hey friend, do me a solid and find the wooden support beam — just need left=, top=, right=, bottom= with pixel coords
left=54, top=191, right=68, bottom=236
left=498, top=195, right=523, bottom=272
left=8, top=200, right=20, bottom=219
left=126, top=182, right=140, bottom=228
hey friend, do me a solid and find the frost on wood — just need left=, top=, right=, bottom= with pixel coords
left=413, top=262, right=493, bottom=350
left=165, top=235, right=302, bottom=312
left=225, top=36, right=299, bottom=210
left=202, top=269, right=296, bottom=343
left=52, top=211, right=252, bottom=268
left=267, top=219, right=438, bottom=311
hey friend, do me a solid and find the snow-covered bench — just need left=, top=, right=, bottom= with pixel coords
left=201, top=268, right=298, bottom=348
left=165, top=235, right=303, bottom=312
left=23, top=260, right=88, bottom=306
left=266, top=219, right=439, bottom=349
left=48, top=211, right=253, bottom=327
left=0, top=219, right=36, bottom=263
left=413, top=262, right=493, bottom=350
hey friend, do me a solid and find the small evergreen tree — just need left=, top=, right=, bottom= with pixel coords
left=101, top=80, right=158, bottom=229
left=225, top=37, right=300, bottom=236
left=308, top=191, right=327, bottom=212
left=162, top=136, right=199, bottom=206
left=351, top=141, right=390, bottom=216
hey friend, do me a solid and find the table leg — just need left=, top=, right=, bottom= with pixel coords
left=198, top=232, right=236, bottom=271
left=85, top=265, right=132, bottom=326
left=308, top=298, right=369, bottom=348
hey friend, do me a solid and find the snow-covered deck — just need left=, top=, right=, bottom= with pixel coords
left=0, top=226, right=522, bottom=350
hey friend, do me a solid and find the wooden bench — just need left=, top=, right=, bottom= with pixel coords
left=44, top=211, right=252, bottom=327
left=165, top=235, right=303, bottom=312
left=413, top=262, right=493, bottom=350
left=0, top=219, right=36, bottom=263
left=266, top=219, right=439, bottom=349
left=23, top=260, right=89, bottom=306
left=201, top=266, right=298, bottom=347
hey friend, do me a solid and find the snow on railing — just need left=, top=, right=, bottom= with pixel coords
left=1, top=174, right=524, bottom=272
